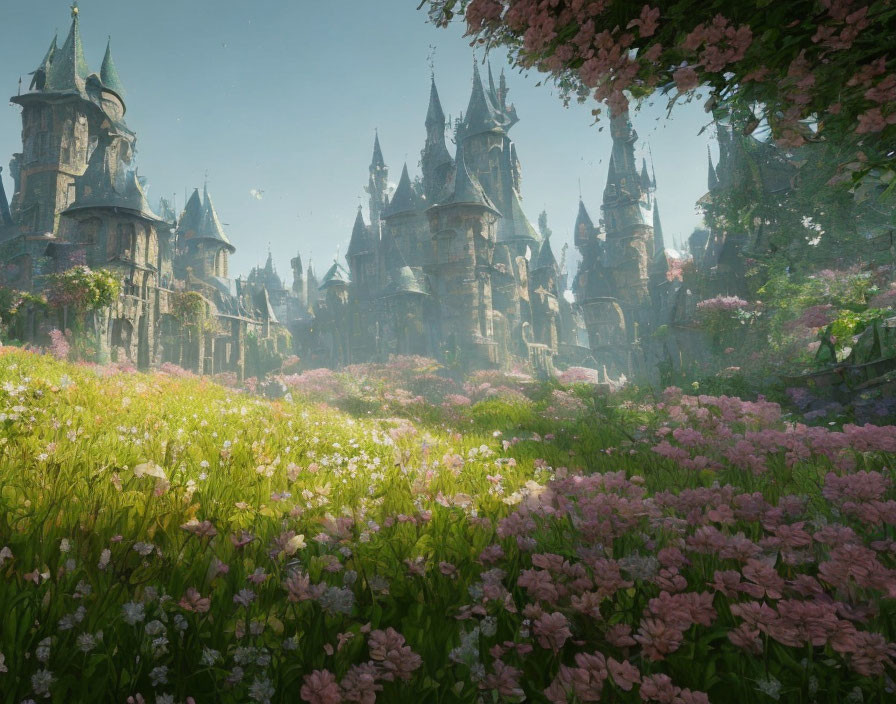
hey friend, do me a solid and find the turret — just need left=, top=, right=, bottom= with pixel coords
left=346, top=206, right=377, bottom=294
left=421, top=77, right=454, bottom=203
left=290, top=251, right=306, bottom=305
left=366, top=132, right=388, bottom=232
left=100, top=38, right=126, bottom=105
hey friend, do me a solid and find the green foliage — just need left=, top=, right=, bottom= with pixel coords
left=168, top=290, right=207, bottom=328
left=45, top=266, right=119, bottom=312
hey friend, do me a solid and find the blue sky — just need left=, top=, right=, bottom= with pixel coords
left=0, top=0, right=715, bottom=281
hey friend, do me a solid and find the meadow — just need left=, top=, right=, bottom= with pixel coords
left=0, top=349, right=894, bottom=703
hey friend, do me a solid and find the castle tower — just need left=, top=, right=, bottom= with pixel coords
left=380, top=163, right=424, bottom=271
left=365, top=132, right=388, bottom=236
left=176, top=185, right=236, bottom=281
left=529, top=228, right=561, bottom=354
left=290, top=251, right=306, bottom=307
left=306, top=260, right=319, bottom=308
left=9, top=4, right=132, bottom=236
left=346, top=205, right=377, bottom=297
left=426, top=142, right=500, bottom=367
left=421, top=77, right=453, bottom=204
left=578, top=108, right=655, bottom=378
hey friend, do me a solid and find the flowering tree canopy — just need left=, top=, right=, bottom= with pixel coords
left=420, top=0, right=895, bottom=179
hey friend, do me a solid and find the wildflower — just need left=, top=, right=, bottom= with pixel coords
left=319, top=586, right=354, bottom=616
left=180, top=519, right=217, bottom=538
left=533, top=612, right=571, bottom=653
left=31, top=669, right=53, bottom=698
left=76, top=633, right=97, bottom=653
left=248, top=676, right=275, bottom=704
left=481, top=660, right=524, bottom=698
left=368, top=628, right=423, bottom=681
left=340, top=661, right=382, bottom=703
left=756, top=676, right=782, bottom=701
left=149, top=666, right=168, bottom=687
left=179, top=588, right=210, bottom=613
left=0, top=651, right=6, bottom=673
left=300, top=669, right=342, bottom=704
left=200, top=648, right=221, bottom=666
left=122, top=602, right=145, bottom=625
left=607, top=657, right=640, bottom=691
left=98, top=548, right=111, bottom=570
left=233, top=589, right=256, bottom=607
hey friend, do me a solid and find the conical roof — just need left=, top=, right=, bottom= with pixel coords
left=435, top=143, right=500, bottom=214
left=0, top=167, right=12, bottom=227
left=652, top=199, right=667, bottom=263
left=461, top=60, right=506, bottom=139
left=371, top=132, right=385, bottom=170
left=533, top=234, right=558, bottom=272
left=63, top=138, right=164, bottom=223
left=29, top=35, right=58, bottom=90
left=100, top=38, right=126, bottom=99
left=425, top=77, right=446, bottom=130
left=382, top=164, right=419, bottom=218
left=318, top=260, right=351, bottom=290
left=574, top=200, right=596, bottom=248
left=46, top=9, right=89, bottom=94
left=176, top=189, right=203, bottom=239
left=640, top=158, right=652, bottom=191
left=196, top=187, right=235, bottom=251
left=346, top=206, right=373, bottom=258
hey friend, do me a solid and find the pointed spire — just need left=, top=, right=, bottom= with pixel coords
left=177, top=189, right=203, bottom=239
left=439, top=142, right=500, bottom=214
left=100, top=37, right=126, bottom=98
left=640, top=158, right=652, bottom=191
left=318, top=260, right=351, bottom=290
left=371, top=131, right=385, bottom=171
left=382, top=164, right=419, bottom=218
left=533, top=233, right=558, bottom=272
left=487, top=61, right=499, bottom=105
left=652, top=199, right=666, bottom=258
left=30, top=34, right=58, bottom=90
left=46, top=3, right=89, bottom=93
left=574, top=199, right=595, bottom=248
left=425, top=76, right=446, bottom=130
left=347, top=206, right=373, bottom=258
left=462, top=58, right=505, bottom=139
left=707, top=145, right=719, bottom=191
left=195, top=186, right=235, bottom=251
left=0, top=167, right=12, bottom=227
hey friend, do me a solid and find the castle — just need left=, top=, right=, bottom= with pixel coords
left=0, top=6, right=751, bottom=383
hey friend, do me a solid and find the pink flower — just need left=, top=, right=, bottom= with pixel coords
left=301, top=669, right=342, bottom=704
left=533, top=611, right=572, bottom=652
left=179, top=587, right=210, bottom=613
left=627, top=5, right=660, bottom=38
left=339, top=662, right=381, bottom=704
left=608, top=657, right=640, bottom=691
left=368, top=628, right=422, bottom=681
left=481, top=660, right=524, bottom=698
left=673, top=66, right=700, bottom=93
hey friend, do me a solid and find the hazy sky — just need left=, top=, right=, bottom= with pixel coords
left=0, top=1, right=715, bottom=282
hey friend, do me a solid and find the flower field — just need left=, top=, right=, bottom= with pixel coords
left=0, top=349, right=894, bottom=703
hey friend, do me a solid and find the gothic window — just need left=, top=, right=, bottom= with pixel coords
left=80, top=218, right=100, bottom=245
left=116, top=223, right=136, bottom=259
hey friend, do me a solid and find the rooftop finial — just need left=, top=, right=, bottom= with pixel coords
left=71, top=1, right=79, bottom=18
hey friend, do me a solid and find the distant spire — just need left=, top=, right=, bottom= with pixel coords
left=707, top=145, right=719, bottom=191
left=461, top=58, right=505, bottom=139
left=100, top=37, right=126, bottom=98
left=648, top=143, right=657, bottom=187
left=347, top=205, right=373, bottom=258
left=0, top=167, right=12, bottom=227
left=574, top=198, right=595, bottom=248
left=487, top=61, right=499, bottom=105
left=640, top=158, right=652, bottom=191
left=46, top=3, right=89, bottom=93
left=382, top=164, right=419, bottom=218
left=371, top=131, right=385, bottom=170
left=425, top=76, right=446, bottom=130
left=652, top=199, right=666, bottom=258
left=441, top=142, right=500, bottom=214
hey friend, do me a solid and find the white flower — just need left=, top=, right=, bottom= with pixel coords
left=98, top=548, right=111, bottom=570
left=76, top=633, right=97, bottom=653
left=200, top=647, right=221, bottom=666
left=149, top=665, right=168, bottom=686
left=59, top=539, right=71, bottom=553
left=0, top=546, right=12, bottom=565
left=121, top=601, right=145, bottom=625
left=31, top=669, right=53, bottom=697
